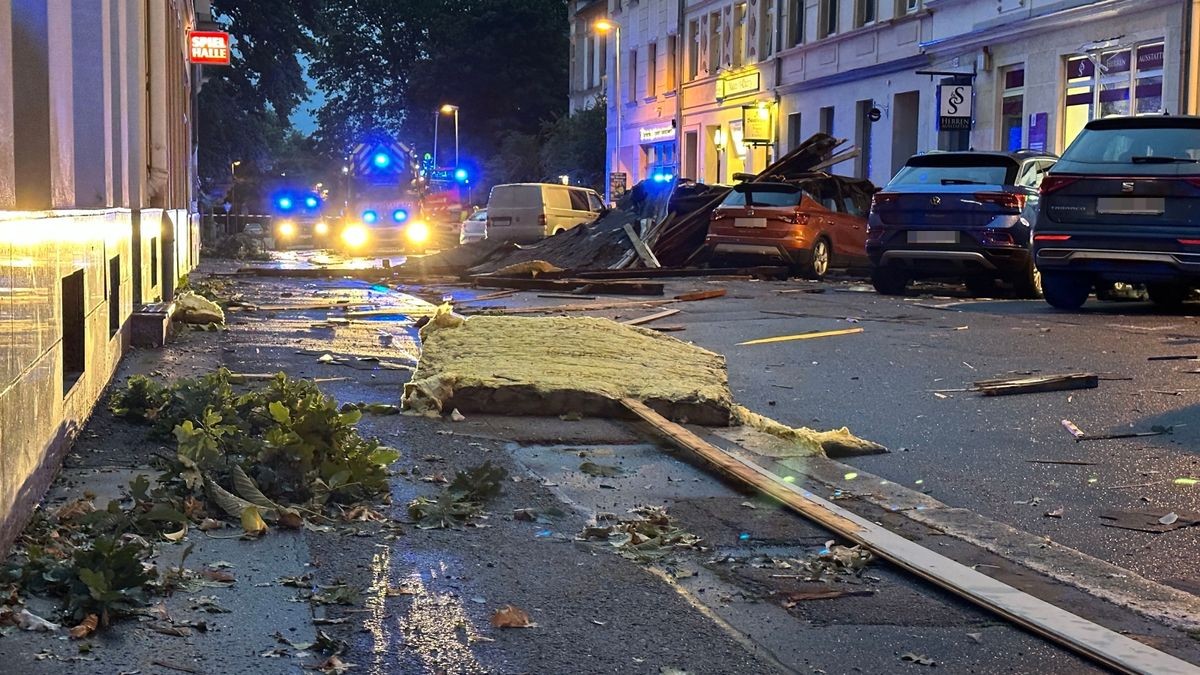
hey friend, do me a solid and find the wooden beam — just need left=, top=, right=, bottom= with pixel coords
left=973, top=373, right=1099, bottom=396
left=623, top=222, right=663, bottom=268
left=471, top=276, right=664, bottom=296
left=621, top=308, right=681, bottom=327
left=621, top=398, right=1199, bottom=675
left=675, top=288, right=727, bottom=302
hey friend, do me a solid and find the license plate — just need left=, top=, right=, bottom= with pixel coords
left=1097, top=197, right=1164, bottom=215
left=734, top=218, right=767, bottom=228
left=907, top=231, right=958, bottom=244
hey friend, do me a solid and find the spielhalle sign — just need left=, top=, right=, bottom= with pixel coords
left=189, top=31, right=230, bottom=65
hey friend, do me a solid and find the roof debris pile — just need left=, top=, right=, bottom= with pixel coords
left=418, top=133, right=873, bottom=276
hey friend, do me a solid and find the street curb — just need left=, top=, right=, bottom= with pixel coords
left=713, top=427, right=1200, bottom=634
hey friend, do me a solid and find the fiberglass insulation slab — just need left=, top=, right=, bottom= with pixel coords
left=402, top=314, right=735, bottom=425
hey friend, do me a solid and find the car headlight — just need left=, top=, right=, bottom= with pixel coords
left=342, top=224, right=368, bottom=247
left=314, top=221, right=329, bottom=235
left=278, top=221, right=296, bottom=237
left=406, top=221, right=430, bottom=244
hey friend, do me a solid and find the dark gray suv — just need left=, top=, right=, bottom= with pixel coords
left=1033, top=116, right=1200, bottom=310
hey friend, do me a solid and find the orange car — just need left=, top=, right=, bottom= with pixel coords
left=705, top=181, right=871, bottom=278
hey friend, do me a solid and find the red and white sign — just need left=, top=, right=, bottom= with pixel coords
left=188, top=31, right=230, bottom=65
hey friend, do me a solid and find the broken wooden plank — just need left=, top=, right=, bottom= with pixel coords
left=473, top=289, right=519, bottom=301
left=620, top=398, right=1200, bottom=675
left=565, top=266, right=789, bottom=281
left=623, top=222, right=663, bottom=268
left=738, top=327, right=864, bottom=346
left=538, top=293, right=598, bottom=300
left=674, top=288, right=727, bottom=302
left=466, top=299, right=679, bottom=315
left=472, top=276, right=664, bottom=296
left=1148, top=355, right=1199, bottom=361
left=973, top=373, right=1099, bottom=397
left=1026, top=459, right=1098, bottom=466
left=621, top=308, right=681, bottom=327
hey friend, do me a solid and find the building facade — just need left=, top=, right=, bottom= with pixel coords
left=0, top=0, right=201, bottom=553
left=583, top=0, right=1198, bottom=194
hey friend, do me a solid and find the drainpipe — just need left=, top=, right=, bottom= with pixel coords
left=147, top=0, right=174, bottom=301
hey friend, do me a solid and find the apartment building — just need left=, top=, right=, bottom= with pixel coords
left=0, top=0, right=202, bottom=553
left=581, top=0, right=1196, bottom=192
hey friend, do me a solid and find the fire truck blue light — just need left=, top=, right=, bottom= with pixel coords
left=392, top=209, right=409, bottom=223
left=277, top=196, right=294, bottom=210
left=305, top=196, right=319, bottom=209
left=372, top=152, right=391, bottom=168
left=362, top=210, right=379, bottom=224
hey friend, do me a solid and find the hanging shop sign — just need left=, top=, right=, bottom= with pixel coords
left=937, top=84, right=973, bottom=131
left=188, top=31, right=231, bottom=65
left=741, top=105, right=773, bottom=145
left=639, top=125, right=676, bottom=143
left=716, top=71, right=760, bottom=100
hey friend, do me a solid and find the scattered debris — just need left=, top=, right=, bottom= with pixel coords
left=781, top=588, right=875, bottom=606
left=1099, top=509, right=1200, bottom=533
left=972, top=373, right=1097, bottom=396
left=1045, top=507, right=1065, bottom=519
left=490, top=604, right=535, bottom=628
left=579, top=461, right=623, bottom=478
left=738, top=327, right=864, bottom=347
left=174, top=292, right=226, bottom=325
left=1061, top=420, right=1087, bottom=440
left=1148, top=355, right=1199, bottom=361
left=899, top=652, right=937, bottom=667
left=622, top=308, right=681, bottom=327
left=407, top=461, right=508, bottom=529
left=577, top=507, right=704, bottom=563
left=1027, top=459, right=1097, bottom=466
left=675, top=289, right=726, bottom=302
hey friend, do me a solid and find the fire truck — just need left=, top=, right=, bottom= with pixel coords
left=336, top=138, right=431, bottom=253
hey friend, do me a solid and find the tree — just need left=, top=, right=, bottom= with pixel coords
left=197, top=0, right=321, bottom=206
left=540, top=100, right=607, bottom=192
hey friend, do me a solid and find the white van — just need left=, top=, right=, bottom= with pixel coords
left=486, top=183, right=605, bottom=243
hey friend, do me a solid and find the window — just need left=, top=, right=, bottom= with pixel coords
left=665, top=35, right=677, bottom=91
left=688, top=20, right=700, bottom=80
left=721, top=186, right=806, bottom=207
left=588, top=192, right=605, bottom=211
left=628, top=49, right=637, bottom=102
left=707, top=12, right=721, bottom=74
left=757, top=0, right=774, bottom=58
left=820, top=0, right=839, bottom=38
left=568, top=189, right=590, bottom=211
left=857, top=0, right=876, bottom=26
left=150, top=236, right=158, bottom=287
left=819, top=106, right=835, bottom=136
left=108, top=255, right=120, bottom=337
left=896, top=0, right=920, bottom=17
left=1001, top=66, right=1025, bottom=152
left=733, top=3, right=747, bottom=68
left=1059, top=123, right=1200, bottom=164
left=645, top=140, right=678, bottom=178
left=647, top=42, right=657, bottom=96
left=788, top=0, right=805, bottom=48
left=1063, top=41, right=1164, bottom=148
left=787, top=112, right=803, bottom=150
left=62, top=269, right=85, bottom=392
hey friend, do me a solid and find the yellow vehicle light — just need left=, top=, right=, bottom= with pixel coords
left=278, top=221, right=296, bottom=237
left=314, top=221, right=329, bottom=235
left=405, top=221, right=430, bottom=244
left=342, top=224, right=368, bottom=247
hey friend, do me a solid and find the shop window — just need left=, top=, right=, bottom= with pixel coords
left=820, top=0, right=839, bottom=39
left=857, top=0, right=876, bottom=27
left=645, top=140, right=678, bottom=179
left=787, top=0, right=805, bottom=47
left=688, top=20, right=700, bottom=80
left=1063, top=41, right=1164, bottom=148
left=1001, top=66, right=1024, bottom=152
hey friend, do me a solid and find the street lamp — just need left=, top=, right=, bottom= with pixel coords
left=432, top=104, right=460, bottom=169
left=594, top=18, right=620, bottom=201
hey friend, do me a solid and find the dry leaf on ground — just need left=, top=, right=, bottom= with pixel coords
left=490, top=604, right=534, bottom=628
left=69, top=614, right=98, bottom=639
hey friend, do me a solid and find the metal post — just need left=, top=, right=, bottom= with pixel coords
left=453, top=108, right=460, bottom=167
left=614, top=26, right=622, bottom=200
left=432, top=110, right=440, bottom=167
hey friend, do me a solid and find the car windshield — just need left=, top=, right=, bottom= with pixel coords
left=721, top=188, right=804, bottom=207
left=1060, top=126, right=1200, bottom=164
left=890, top=163, right=1012, bottom=187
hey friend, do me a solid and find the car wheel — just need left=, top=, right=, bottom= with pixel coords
left=1041, top=271, right=1091, bottom=310
left=871, top=266, right=909, bottom=295
left=1147, top=283, right=1189, bottom=308
left=1011, top=260, right=1043, bottom=299
left=964, top=275, right=995, bottom=297
left=802, top=238, right=831, bottom=280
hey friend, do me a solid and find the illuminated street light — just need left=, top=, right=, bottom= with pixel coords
left=433, top=104, right=461, bottom=168
left=594, top=18, right=621, bottom=201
